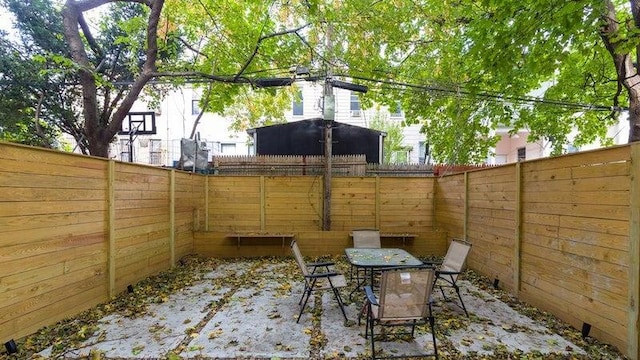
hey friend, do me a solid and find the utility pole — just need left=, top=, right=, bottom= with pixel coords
left=322, top=23, right=334, bottom=231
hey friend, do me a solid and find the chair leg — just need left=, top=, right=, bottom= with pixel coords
left=453, top=283, right=469, bottom=317
left=369, top=313, right=376, bottom=359
left=330, top=286, right=348, bottom=322
left=429, top=304, right=438, bottom=359
left=297, top=288, right=312, bottom=323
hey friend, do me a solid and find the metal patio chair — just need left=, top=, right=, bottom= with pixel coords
left=425, top=239, right=472, bottom=316
left=364, top=266, right=438, bottom=359
left=290, top=240, right=348, bottom=323
left=351, top=229, right=382, bottom=281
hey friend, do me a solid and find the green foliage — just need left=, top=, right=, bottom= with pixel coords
left=369, top=111, right=410, bottom=164
left=1, top=0, right=636, bottom=159
left=224, top=86, right=294, bottom=133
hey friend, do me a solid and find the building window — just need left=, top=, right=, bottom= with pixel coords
left=119, top=139, right=130, bottom=162
left=292, top=90, right=304, bottom=116
left=221, top=143, right=236, bottom=155
left=149, top=139, right=162, bottom=165
left=350, top=92, right=361, bottom=117
left=517, top=147, right=526, bottom=162
left=390, top=102, right=402, bottom=118
left=191, top=99, right=201, bottom=115
left=495, top=155, right=507, bottom=164
left=418, top=141, right=429, bottom=164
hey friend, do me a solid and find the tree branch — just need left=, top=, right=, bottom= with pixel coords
left=78, top=12, right=104, bottom=60
left=233, top=23, right=311, bottom=81
left=63, top=0, right=100, bottom=141
left=73, top=0, right=151, bottom=13
left=177, top=36, right=209, bottom=60
left=106, top=0, right=164, bottom=138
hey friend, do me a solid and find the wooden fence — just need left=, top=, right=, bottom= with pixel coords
left=0, top=142, right=205, bottom=342
left=1, top=140, right=639, bottom=359
left=434, top=144, right=639, bottom=358
left=194, top=176, right=446, bottom=257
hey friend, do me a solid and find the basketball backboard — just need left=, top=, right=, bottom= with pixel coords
left=119, top=112, right=157, bottom=135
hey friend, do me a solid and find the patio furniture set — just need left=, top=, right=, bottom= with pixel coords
left=291, top=230, right=472, bottom=360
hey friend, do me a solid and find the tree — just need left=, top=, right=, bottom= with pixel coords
left=3, top=0, right=640, bottom=161
left=0, top=0, right=80, bottom=149
left=369, top=111, right=411, bottom=164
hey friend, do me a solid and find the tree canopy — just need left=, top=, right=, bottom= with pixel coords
left=1, top=0, right=638, bottom=161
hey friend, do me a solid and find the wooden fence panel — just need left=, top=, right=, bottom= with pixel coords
left=174, top=172, right=205, bottom=258
left=331, top=177, right=377, bottom=230
left=0, top=145, right=109, bottom=342
left=0, top=142, right=206, bottom=344
left=265, top=176, right=322, bottom=231
left=379, top=177, right=434, bottom=233
left=467, top=165, right=517, bottom=291
left=113, top=163, right=171, bottom=291
left=434, top=174, right=465, bottom=239
left=432, top=145, right=637, bottom=357
left=207, top=176, right=261, bottom=231
left=519, top=148, right=632, bottom=352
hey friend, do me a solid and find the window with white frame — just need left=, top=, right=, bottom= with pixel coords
left=221, top=143, right=236, bottom=155
left=350, top=92, right=361, bottom=117
left=418, top=141, right=428, bottom=164
left=390, top=102, right=402, bottom=117
left=191, top=99, right=201, bottom=115
left=292, top=90, right=303, bottom=116
left=517, top=147, right=526, bottom=162
left=149, top=139, right=162, bottom=165
left=119, top=139, right=130, bottom=162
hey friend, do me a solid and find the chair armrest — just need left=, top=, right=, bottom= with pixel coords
left=305, top=272, right=339, bottom=279
left=308, top=261, right=335, bottom=268
left=364, top=286, right=378, bottom=306
left=422, top=260, right=442, bottom=266
left=437, top=270, right=461, bottom=276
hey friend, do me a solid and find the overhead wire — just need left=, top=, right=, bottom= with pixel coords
left=341, top=74, right=625, bottom=112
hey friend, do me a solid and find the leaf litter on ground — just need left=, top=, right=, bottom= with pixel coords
left=0, top=255, right=627, bottom=360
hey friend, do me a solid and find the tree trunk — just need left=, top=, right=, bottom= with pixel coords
left=87, top=134, right=111, bottom=158
left=63, top=0, right=163, bottom=158
left=601, top=0, right=640, bottom=143
left=629, top=94, right=640, bottom=142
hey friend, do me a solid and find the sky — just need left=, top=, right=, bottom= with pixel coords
left=0, top=6, right=14, bottom=33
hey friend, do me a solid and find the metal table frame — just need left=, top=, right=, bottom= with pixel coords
left=344, top=248, right=423, bottom=301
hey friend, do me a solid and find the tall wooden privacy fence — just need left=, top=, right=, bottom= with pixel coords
left=1, top=141, right=639, bottom=359
left=435, top=144, right=639, bottom=359
left=195, top=175, right=444, bottom=257
left=0, top=143, right=205, bottom=342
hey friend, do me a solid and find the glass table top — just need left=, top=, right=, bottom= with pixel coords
left=345, top=248, right=423, bottom=267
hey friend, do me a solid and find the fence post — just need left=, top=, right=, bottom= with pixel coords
left=107, top=160, right=116, bottom=298
left=205, top=176, right=209, bottom=231
left=375, top=176, right=380, bottom=229
left=463, top=172, right=469, bottom=240
left=629, top=144, right=640, bottom=360
left=514, top=162, right=522, bottom=296
left=170, top=169, right=176, bottom=266
left=260, top=176, right=266, bottom=230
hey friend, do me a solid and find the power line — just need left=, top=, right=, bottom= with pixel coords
left=340, top=74, right=626, bottom=112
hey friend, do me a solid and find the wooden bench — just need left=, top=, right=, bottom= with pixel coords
left=348, top=232, right=417, bottom=246
left=226, top=232, right=295, bottom=249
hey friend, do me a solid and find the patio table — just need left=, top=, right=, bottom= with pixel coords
left=344, top=248, right=423, bottom=301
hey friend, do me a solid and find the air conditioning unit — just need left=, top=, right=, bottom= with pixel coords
left=350, top=110, right=361, bottom=117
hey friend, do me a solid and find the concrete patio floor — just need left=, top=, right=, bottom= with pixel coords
left=19, top=257, right=624, bottom=359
